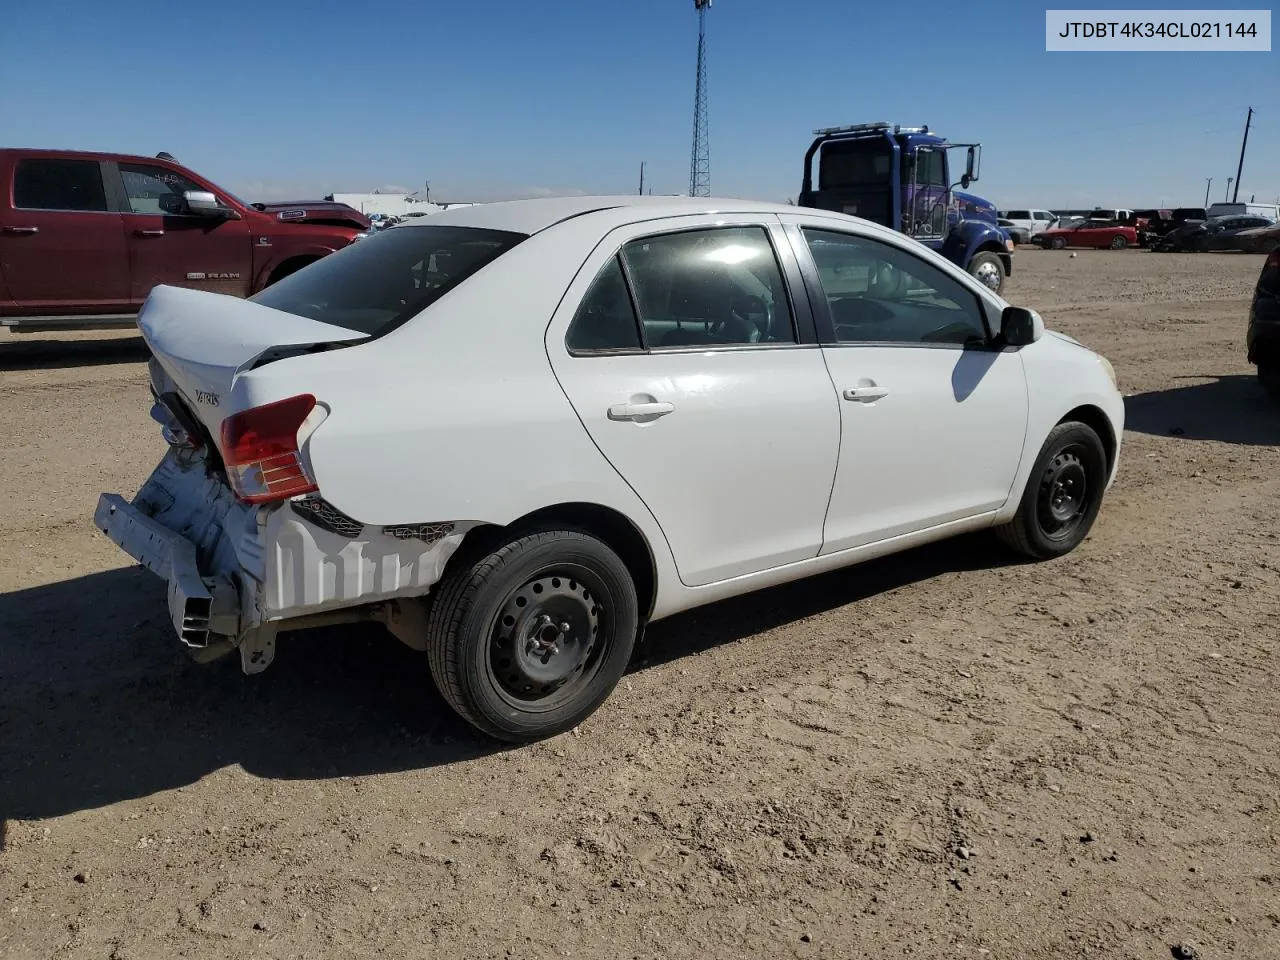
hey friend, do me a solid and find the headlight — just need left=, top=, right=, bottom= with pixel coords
left=1097, top=354, right=1118, bottom=389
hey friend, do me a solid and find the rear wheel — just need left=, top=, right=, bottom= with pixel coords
left=968, top=252, right=1005, bottom=294
left=425, top=529, right=639, bottom=742
left=994, top=422, right=1108, bottom=560
left=1110, top=234, right=1128, bottom=250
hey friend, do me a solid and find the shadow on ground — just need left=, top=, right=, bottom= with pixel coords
left=0, top=534, right=1019, bottom=821
left=1124, top=375, right=1280, bottom=445
left=0, top=335, right=148, bottom=371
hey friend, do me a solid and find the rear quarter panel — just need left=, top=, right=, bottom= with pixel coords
left=235, top=217, right=678, bottom=587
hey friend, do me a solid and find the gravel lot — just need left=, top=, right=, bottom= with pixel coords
left=2, top=248, right=1278, bottom=960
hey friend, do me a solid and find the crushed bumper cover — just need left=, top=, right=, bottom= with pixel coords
left=95, top=493, right=240, bottom=648
left=95, top=449, right=473, bottom=673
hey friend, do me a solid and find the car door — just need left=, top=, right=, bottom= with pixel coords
left=545, top=216, right=841, bottom=587
left=781, top=217, right=1029, bottom=553
left=112, top=160, right=252, bottom=305
left=0, top=155, right=130, bottom=314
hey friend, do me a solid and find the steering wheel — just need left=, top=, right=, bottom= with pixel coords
left=920, top=321, right=984, bottom=345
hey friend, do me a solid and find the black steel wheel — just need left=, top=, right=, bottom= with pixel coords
left=425, top=529, right=639, bottom=742
left=995, top=421, right=1108, bottom=560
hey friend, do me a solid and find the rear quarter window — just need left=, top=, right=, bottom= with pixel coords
left=249, top=224, right=527, bottom=336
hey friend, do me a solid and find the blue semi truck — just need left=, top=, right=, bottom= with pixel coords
left=798, top=122, right=1013, bottom=294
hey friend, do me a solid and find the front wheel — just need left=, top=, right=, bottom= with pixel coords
left=425, top=529, right=639, bottom=742
left=968, top=252, right=1006, bottom=294
left=1049, top=236, right=1067, bottom=250
left=994, top=422, right=1108, bottom=560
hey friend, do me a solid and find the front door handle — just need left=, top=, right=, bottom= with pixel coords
left=134, top=228, right=165, bottom=237
left=1, top=225, right=39, bottom=234
left=607, top=401, right=674, bottom=422
left=843, top=385, right=889, bottom=402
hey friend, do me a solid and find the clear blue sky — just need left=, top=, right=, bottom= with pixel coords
left=2, top=0, right=1275, bottom=208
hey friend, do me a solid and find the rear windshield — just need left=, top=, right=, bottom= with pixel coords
left=250, top=224, right=527, bottom=336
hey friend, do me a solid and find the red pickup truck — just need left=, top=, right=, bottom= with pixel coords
left=0, top=148, right=371, bottom=332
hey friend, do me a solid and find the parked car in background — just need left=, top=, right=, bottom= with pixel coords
left=0, top=148, right=370, bottom=332
left=999, top=209, right=1058, bottom=240
left=1036, top=218, right=1139, bottom=250
left=1151, top=214, right=1277, bottom=252
left=94, top=195, right=1124, bottom=743
left=1140, top=207, right=1207, bottom=246
left=998, top=218, right=1031, bottom=245
left=1235, top=220, right=1280, bottom=255
left=1247, top=244, right=1280, bottom=400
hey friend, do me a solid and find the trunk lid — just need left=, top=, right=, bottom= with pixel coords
left=139, top=284, right=367, bottom=430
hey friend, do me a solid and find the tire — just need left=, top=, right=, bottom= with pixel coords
left=1110, top=234, right=1128, bottom=250
left=265, top=257, right=318, bottom=287
left=1260, top=364, right=1280, bottom=403
left=1050, top=236, right=1067, bottom=250
left=425, top=528, right=639, bottom=743
left=994, top=421, right=1108, bottom=561
left=968, top=252, right=1006, bottom=294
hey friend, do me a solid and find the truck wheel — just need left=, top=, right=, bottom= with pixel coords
left=425, top=528, right=639, bottom=743
left=265, top=257, right=318, bottom=287
left=994, top=421, right=1108, bottom=561
left=968, top=252, right=1005, bottom=293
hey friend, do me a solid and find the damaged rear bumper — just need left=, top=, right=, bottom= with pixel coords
left=95, top=493, right=240, bottom=648
left=95, top=449, right=472, bottom=672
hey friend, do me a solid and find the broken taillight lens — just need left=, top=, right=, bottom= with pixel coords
left=219, top=394, right=319, bottom=504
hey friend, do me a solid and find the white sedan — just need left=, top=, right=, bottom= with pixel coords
left=96, top=196, right=1124, bottom=742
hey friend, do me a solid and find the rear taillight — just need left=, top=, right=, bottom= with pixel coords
left=219, top=394, right=320, bottom=504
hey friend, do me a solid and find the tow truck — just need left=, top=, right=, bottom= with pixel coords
left=798, top=122, right=1013, bottom=293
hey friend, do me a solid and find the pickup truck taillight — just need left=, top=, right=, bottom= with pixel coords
left=219, top=394, right=320, bottom=504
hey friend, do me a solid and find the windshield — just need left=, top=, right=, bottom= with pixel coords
left=250, top=224, right=527, bottom=336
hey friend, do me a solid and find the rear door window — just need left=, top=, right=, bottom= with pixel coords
left=13, top=158, right=109, bottom=212
left=249, top=224, right=527, bottom=336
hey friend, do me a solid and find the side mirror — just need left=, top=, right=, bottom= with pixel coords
left=998, top=306, right=1042, bottom=347
left=960, top=173, right=972, bottom=189
left=183, top=190, right=224, bottom=217
left=964, top=145, right=979, bottom=184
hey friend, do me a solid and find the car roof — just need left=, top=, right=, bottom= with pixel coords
left=395, top=195, right=810, bottom=236
left=0, top=147, right=183, bottom=165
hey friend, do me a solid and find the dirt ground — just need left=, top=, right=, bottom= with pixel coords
left=2, top=248, right=1278, bottom=960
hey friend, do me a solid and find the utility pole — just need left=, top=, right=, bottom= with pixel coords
left=1204, top=177, right=1212, bottom=207
left=1226, top=177, right=1233, bottom=200
left=1231, top=106, right=1252, bottom=203
left=639, top=162, right=646, bottom=196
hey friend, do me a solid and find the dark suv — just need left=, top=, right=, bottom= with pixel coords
left=1248, top=246, right=1280, bottom=400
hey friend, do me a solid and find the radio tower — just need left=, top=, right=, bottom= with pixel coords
left=688, top=0, right=711, bottom=197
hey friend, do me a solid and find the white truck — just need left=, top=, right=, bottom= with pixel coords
left=1000, top=208, right=1058, bottom=239
left=1207, top=201, right=1280, bottom=222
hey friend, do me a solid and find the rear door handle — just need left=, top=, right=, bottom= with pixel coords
left=843, top=385, right=889, bottom=402
left=607, top=401, right=674, bottom=421
left=134, top=228, right=165, bottom=237
left=2, top=225, right=38, bottom=234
